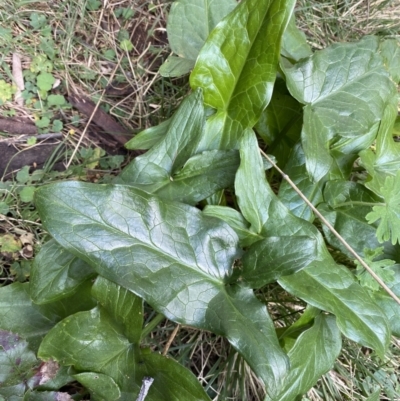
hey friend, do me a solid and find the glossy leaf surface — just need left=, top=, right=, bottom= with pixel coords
left=118, top=90, right=204, bottom=187
left=235, top=130, right=391, bottom=355
left=0, top=331, right=38, bottom=387
left=35, top=182, right=289, bottom=395
left=280, top=16, right=312, bottom=62
left=254, top=79, right=303, bottom=167
left=203, top=205, right=263, bottom=247
left=125, top=119, right=171, bottom=151
left=191, top=0, right=296, bottom=149
left=318, top=181, right=382, bottom=258
left=155, top=150, right=239, bottom=204
left=278, top=143, right=324, bottom=221
left=30, top=239, right=96, bottom=304
left=241, top=236, right=318, bottom=287
left=160, top=0, right=237, bottom=77
left=282, top=36, right=397, bottom=181
left=0, top=282, right=95, bottom=350
left=279, top=263, right=390, bottom=357
left=39, top=277, right=210, bottom=401
left=267, top=315, right=342, bottom=401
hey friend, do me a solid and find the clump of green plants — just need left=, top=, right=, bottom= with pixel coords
left=1, top=0, right=400, bottom=400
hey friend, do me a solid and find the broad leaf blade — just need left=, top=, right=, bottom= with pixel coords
left=235, top=130, right=391, bottom=355
left=30, top=239, right=96, bottom=304
left=279, top=263, right=391, bottom=357
left=242, top=236, right=317, bottom=288
left=282, top=36, right=397, bottom=182
left=38, top=277, right=211, bottom=401
left=167, top=0, right=237, bottom=60
left=318, top=181, right=383, bottom=258
left=268, top=315, right=342, bottom=401
left=366, top=171, right=400, bottom=245
left=280, top=16, right=312, bottom=62
left=155, top=150, right=240, bottom=204
left=35, top=182, right=289, bottom=395
left=203, top=205, right=263, bottom=247
left=278, top=143, right=324, bottom=221
left=159, top=56, right=195, bottom=77
left=73, top=373, right=120, bottom=401
left=125, top=119, right=171, bottom=151
left=0, top=331, right=38, bottom=387
left=0, top=282, right=95, bottom=350
left=190, top=0, right=296, bottom=149
left=254, top=79, right=303, bottom=167
left=118, top=90, right=204, bottom=186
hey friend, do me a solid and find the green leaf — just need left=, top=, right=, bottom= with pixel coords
left=359, top=96, right=400, bottom=195
left=19, top=186, right=35, bottom=203
left=379, top=38, right=400, bottom=83
left=168, top=0, right=237, bottom=60
left=39, top=277, right=212, bottom=401
left=120, top=39, right=133, bottom=52
left=241, top=236, right=318, bottom=288
left=355, top=247, right=395, bottom=292
left=203, top=205, right=263, bottom=247
left=267, top=315, right=342, bottom=401
left=254, top=79, right=303, bottom=167
left=73, top=373, right=120, bottom=401
left=279, top=263, right=391, bottom=357
left=47, top=94, right=66, bottom=107
left=118, top=90, right=204, bottom=187
left=235, top=130, right=391, bottom=356
left=125, top=119, right=171, bottom=150
left=163, top=0, right=237, bottom=77
left=35, top=181, right=289, bottom=395
left=0, top=282, right=95, bottom=350
left=281, top=16, right=312, bottom=62
left=36, top=73, right=55, bottom=92
left=30, top=240, right=96, bottom=304
left=190, top=0, right=296, bottom=149
left=278, top=143, right=324, bottom=221
left=16, top=166, right=30, bottom=184
left=318, top=181, right=384, bottom=258
left=371, top=265, right=400, bottom=337
left=154, top=150, right=240, bottom=204
left=0, top=331, right=38, bottom=387
left=159, top=56, right=195, bottom=77
left=366, top=171, right=400, bottom=245
left=282, top=36, right=398, bottom=182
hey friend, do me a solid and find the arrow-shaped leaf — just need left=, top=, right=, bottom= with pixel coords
left=235, top=129, right=391, bottom=356
left=35, top=182, right=289, bottom=396
left=282, top=36, right=397, bottom=182
left=267, top=315, right=342, bottom=401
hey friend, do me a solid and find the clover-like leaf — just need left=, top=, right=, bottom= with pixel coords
left=35, top=182, right=289, bottom=396
left=366, top=171, right=400, bottom=245
left=355, top=247, right=395, bottom=292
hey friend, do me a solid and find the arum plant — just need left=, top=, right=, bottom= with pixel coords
left=1, top=0, right=400, bottom=400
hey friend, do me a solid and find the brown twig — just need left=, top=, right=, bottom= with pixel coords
left=260, top=148, right=400, bottom=306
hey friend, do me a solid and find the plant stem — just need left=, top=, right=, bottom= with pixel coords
left=141, top=312, right=165, bottom=340
left=260, top=149, right=400, bottom=306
